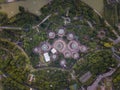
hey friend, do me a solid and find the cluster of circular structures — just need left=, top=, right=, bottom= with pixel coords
left=34, top=28, right=87, bottom=62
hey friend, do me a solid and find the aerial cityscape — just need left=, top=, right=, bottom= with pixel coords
left=0, top=0, right=120, bottom=90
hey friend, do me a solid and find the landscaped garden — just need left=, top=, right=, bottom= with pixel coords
left=0, top=0, right=120, bottom=90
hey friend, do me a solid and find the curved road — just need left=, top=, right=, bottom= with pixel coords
left=87, top=69, right=116, bottom=90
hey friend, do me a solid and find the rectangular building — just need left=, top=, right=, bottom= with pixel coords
left=43, top=53, right=50, bottom=62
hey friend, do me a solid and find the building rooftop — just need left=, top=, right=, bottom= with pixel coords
left=53, top=39, right=66, bottom=53
left=58, top=28, right=65, bottom=37
left=43, top=53, right=50, bottom=62
left=68, top=40, right=80, bottom=52
left=51, top=54, right=58, bottom=60
left=67, top=33, right=74, bottom=40
left=51, top=48, right=57, bottom=54
left=79, top=45, right=87, bottom=53
left=79, top=71, right=92, bottom=83
left=33, top=47, right=40, bottom=54
left=73, top=53, right=79, bottom=59
left=60, top=59, right=66, bottom=67
left=63, top=49, right=72, bottom=58
left=48, top=31, right=56, bottom=39
left=35, top=28, right=87, bottom=61
left=41, top=42, right=51, bottom=52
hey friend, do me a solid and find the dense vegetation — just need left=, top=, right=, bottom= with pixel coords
left=73, top=50, right=118, bottom=85
left=31, top=69, right=70, bottom=90
left=0, top=39, right=30, bottom=90
left=0, top=0, right=120, bottom=90
left=112, top=67, right=120, bottom=90
left=0, top=12, right=8, bottom=25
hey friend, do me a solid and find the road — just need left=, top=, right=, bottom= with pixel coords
left=87, top=69, right=116, bottom=90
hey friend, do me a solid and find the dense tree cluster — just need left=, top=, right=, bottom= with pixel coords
left=0, top=12, right=8, bottom=25
left=32, top=69, right=70, bottom=90
left=8, top=12, right=39, bottom=26
left=73, top=50, right=118, bottom=85
left=0, top=39, right=30, bottom=89
left=1, top=77, right=29, bottom=90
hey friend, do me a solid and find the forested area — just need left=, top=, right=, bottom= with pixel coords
left=73, top=50, right=118, bottom=85
left=32, top=69, right=70, bottom=90
left=0, top=39, right=30, bottom=90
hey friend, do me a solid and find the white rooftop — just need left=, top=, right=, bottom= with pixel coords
left=58, top=29, right=65, bottom=36
left=48, top=32, right=55, bottom=39
left=51, top=48, right=57, bottom=54
left=43, top=53, right=50, bottom=62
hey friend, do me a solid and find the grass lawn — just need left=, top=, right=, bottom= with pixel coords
left=0, top=0, right=5, bottom=3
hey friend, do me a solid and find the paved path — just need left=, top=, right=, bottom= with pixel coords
left=113, top=37, right=120, bottom=45
left=32, top=14, right=52, bottom=32
left=109, top=30, right=120, bottom=45
left=35, top=67, right=69, bottom=72
left=0, top=26, right=22, bottom=30
left=111, top=47, right=120, bottom=61
left=87, top=69, right=116, bottom=90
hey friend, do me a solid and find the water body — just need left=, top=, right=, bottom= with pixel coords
left=0, top=0, right=104, bottom=18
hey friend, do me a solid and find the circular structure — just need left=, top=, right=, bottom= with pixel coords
left=67, top=33, right=74, bottom=40
left=73, top=53, right=79, bottom=59
left=63, top=49, right=72, bottom=58
left=33, top=47, right=40, bottom=54
left=68, top=40, right=80, bottom=52
left=48, top=31, right=56, bottom=39
left=51, top=54, right=58, bottom=60
left=58, top=28, right=65, bottom=37
left=41, top=42, right=51, bottom=52
left=97, top=30, right=106, bottom=39
left=53, top=39, right=66, bottom=53
left=60, top=59, right=66, bottom=67
left=79, top=45, right=87, bottom=53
